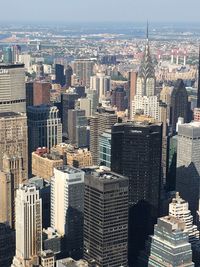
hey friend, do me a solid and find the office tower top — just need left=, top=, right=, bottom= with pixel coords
left=111, top=121, right=162, bottom=209
left=169, top=192, right=199, bottom=244
left=170, top=79, right=188, bottom=133
left=65, top=65, right=73, bottom=88
left=176, top=121, right=200, bottom=219
left=197, top=46, right=200, bottom=108
left=12, top=184, right=42, bottom=267
left=140, top=216, right=194, bottom=267
left=136, top=26, right=155, bottom=97
left=0, top=64, right=26, bottom=113
left=84, top=170, right=129, bottom=267
left=90, top=72, right=111, bottom=102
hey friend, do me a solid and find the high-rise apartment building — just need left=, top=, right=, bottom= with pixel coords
left=84, top=170, right=129, bottom=267
left=111, top=121, right=162, bottom=265
left=129, top=71, right=137, bottom=118
left=176, top=121, right=200, bottom=220
left=12, top=184, right=42, bottom=267
left=170, top=79, right=188, bottom=133
left=139, top=216, right=194, bottom=267
left=72, top=59, right=94, bottom=87
left=111, top=86, right=126, bottom=111
left=0, top=64, right=26, bottom=113
left=90, top=112, right=117, bottom=165
left=51, top=166, right=84, bottom=258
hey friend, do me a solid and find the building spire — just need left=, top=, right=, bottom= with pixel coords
left=146, top=20, right=149, bottom=41
left=197, top=45, right=200, bottom=108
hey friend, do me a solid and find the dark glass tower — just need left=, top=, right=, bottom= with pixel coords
left=55, top=64, right=65, bottom=86
left=111, top=122, right=162, bottom=265
left=170, top=79, right=188, bottom=133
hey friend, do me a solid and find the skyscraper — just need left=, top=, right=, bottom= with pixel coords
left=68, top=109, right=88, bottom=148
left=90, top=112, right=117, bottom=165
left=3, top=47, right=12, bottom=64
left=65, top=65, right=73, bottom=88
left=129, top=71, right=137, bottom=118
left=61, top=92, right=79, bottom=137
left=12, top=184, right=42, bottom=267
left=33, top=81, right=51, bottom=106
left=0, top=112, right=28, bottom=177
left=55, top=64, right=65, bottom=86
left=197, top=47, right=200, bottom=108
left=90, top=72, right=111, bottom=102
left=111, top=121, right=162, bottom=264
left=73, top=59, right=94, bottom=87
left=0, top=64, right=26, bottom=113
left=99, top=129, right=111, bottom=168
left=176, top=121, right=200, bottom=219
left=170, top=79, right=188, bottom=133
left=51, top=166, right=84, bottom=258
left=84, top=169, right=129, bottom=267
left=139, top=216, right=194, bottom=267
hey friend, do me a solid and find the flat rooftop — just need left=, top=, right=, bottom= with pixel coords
left=0, top=111, right=24, bottom=118
left=0, top=63, right=24, bottom=69
left=56, top=165, right=82, bottom=174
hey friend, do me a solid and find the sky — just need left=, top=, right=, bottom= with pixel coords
left=1, top=0, right=200, bottom=23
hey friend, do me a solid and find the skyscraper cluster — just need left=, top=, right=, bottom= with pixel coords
left=1, top=22, right=200, bottom=267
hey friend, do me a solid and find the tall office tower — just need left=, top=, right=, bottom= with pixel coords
left=99, top=129, right=111, bottom=168
left=68, top=109, right=88, bottom=148
left=111, top=122, right=162, bottom=265
left=0, top=223, right=15, bottom=267
left=3, top=46, right=12, bottom=63
left=12, top=184, right=42, bottom=267
left=90, top=72, right=111, bottom=102
left=0, top=112, right=28, bottom=177
left=86, top=89, right=99, bottom=115
left=65, top=65, right=73, bottom=88
left=11, top=45, right=21, bottom=63
left=51, top=166, right=84, bottom=259
left=40, top=250, right=55, bottom=267
left=84, top=170, right=129, bottom=267
left=61, top=92, right=79, bottom=137
left=0, top=64, right=26, bottom=113
left=129, top=71, right=137, bottom=118
left=33, top=81, right=51, bottom=106
left=27, top=177, right=51, bottom=229
left=79, top=98, right=92, bottom=117
left=0, top=155, right=27, bottom=228
left=111, top=86, right=126, bottom=111
left=139, top=216, right=194, bottom=267
left=176, top=121, right=200, bottom=220
left=36, top=61, right=44, bottom=79
left=26, top=81, right=34, bottom=107
left=55, top=64, right=65, bottom=86
left=90, top=112, right=117, bottom=165
left=73, top=59, right=94, bottom=87
left=27, top=106, right=62, bottom=166
left=197, top=47, right=200, bottom=108
left=170, top=79, right=188, bottom=133
left=75, top=86, right=86, bottom=98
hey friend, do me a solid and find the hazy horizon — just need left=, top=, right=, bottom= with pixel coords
left=1, top=0, right=200, bottom=23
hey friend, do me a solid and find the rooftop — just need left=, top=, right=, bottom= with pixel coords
left=0, top=112, right=24, bottom=118
left=56, top=165, right=83, bottom=174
